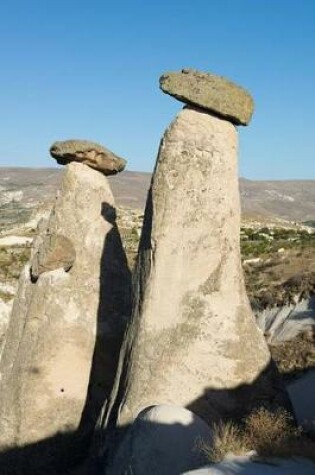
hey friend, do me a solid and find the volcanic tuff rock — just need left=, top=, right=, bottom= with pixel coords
left=108, top=405, right=212, bottom=475
left=0, top=162, right=131, bottom=471
left=50, top=139, right=126, bottom=175
left=30, top=233, right=76, bottom=280
left=160, top=69, right=254, bottom=125
left=104, top=106, right=290, bottom=435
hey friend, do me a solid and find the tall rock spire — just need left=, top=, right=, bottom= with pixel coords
left=105, top=72, right=290, bottom=442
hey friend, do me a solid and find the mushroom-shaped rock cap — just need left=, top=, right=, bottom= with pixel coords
left=159, top=69, right=254, bottom=126
left=50, top=139, right=126, bottom=175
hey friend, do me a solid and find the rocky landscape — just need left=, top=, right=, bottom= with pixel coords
left=1, top=168, right=315, bottom=224
left=0, top=69, right=314, bottom=474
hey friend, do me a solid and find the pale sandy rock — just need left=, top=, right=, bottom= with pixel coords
left=0, top=235, right=33, bottom=246
left=108, top=405, right=212, bottom=475
left=105, top=107, right=290, bottom=432
left=160, top=69, right=254, bottom=125
left=50, top=139, right=126, bottom=175
left=0, top=282, right=16, bottom=295
left=0, top=299, right=13, bottom=357
left=0, top=163, right=131, bottom=471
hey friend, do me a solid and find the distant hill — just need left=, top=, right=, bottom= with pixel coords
left=0, top=167, right=314, bottom=222
left=240, top=178, right=315, bottom=223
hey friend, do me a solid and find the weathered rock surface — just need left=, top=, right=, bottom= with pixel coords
left=30, top=233, right=76, bottom=279
left=160, top=69, right=254, bottom=125
left=108, top=405, right=212, bottom=475
left=50, top=139, right=126, bottom=175
left=0, top=162, right=131, bottom=472
left=106, top=107, right=289, bottom=433
left=256, top=296, right=315, bottom=343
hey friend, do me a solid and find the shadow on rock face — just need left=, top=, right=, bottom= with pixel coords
left=186, top=360, right=294, bottom=426
left=100, top=202, right=117, bottom=225
left=0, top=431, right=89, bottom=475
left=76, top=202, right=132, bottom=453
left=106, top=405, right=213, bottom=475
left=98, top=360, right=295, bottom=475
left=0, top=200, right=296, bottom=475
left=0, top=201, right=132, bottom=475
left=0, top=359, right=297, bottom=475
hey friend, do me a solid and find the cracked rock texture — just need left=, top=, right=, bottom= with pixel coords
left=30, top=233, right=76, bottom=279
left=0, top=163, right=131, bottom=468
left=50, top=139, right=126, bottom=175
left=106, top=107, right=289, bottom=433
left=160, top=69, right=254, bottom=125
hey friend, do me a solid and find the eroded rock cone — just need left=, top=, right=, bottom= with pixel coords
left=106, top=106, right=291, bottom=438
left=0, top=162, right=131, bottom=473
left=50, top=139, right=126, bottom=175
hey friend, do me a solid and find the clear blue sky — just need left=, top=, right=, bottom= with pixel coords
left=0, top=0, right=314, bottom=179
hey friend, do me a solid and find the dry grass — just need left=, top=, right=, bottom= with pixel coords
left=242, top=408, right=299, bottom=456
left=197, top=421, right=248, bottom=463
left=198, top=408, right=315, bottom=463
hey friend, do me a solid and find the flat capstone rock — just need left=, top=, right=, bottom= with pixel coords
left=159, top=69, right=254, bottom=126
left=50, top=139, right=126, bottom=175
